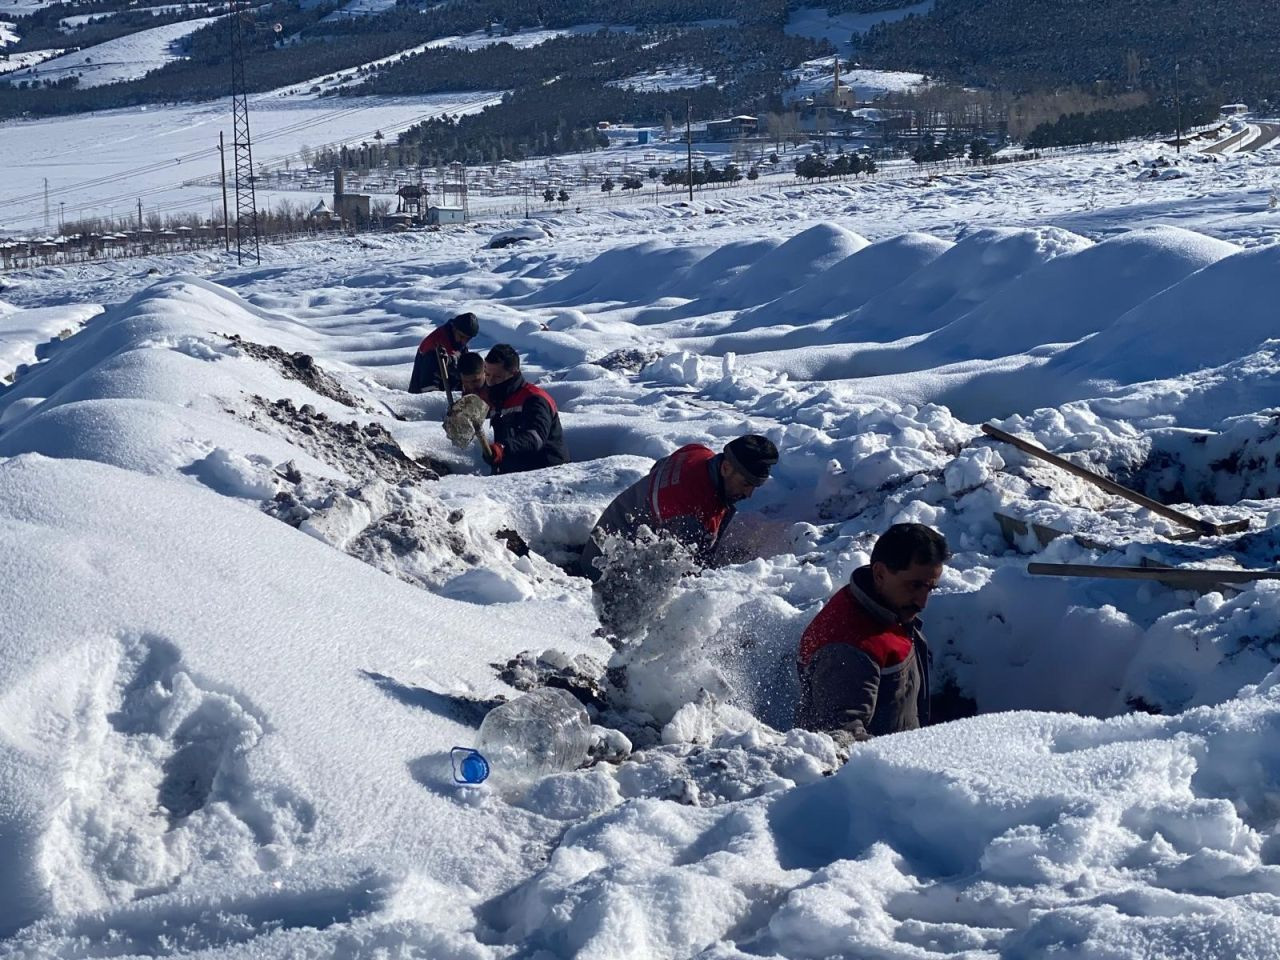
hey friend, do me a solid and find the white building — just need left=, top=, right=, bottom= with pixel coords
left=427, top=206, right=466, bottom=226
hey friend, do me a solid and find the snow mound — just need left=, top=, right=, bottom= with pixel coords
left=488, top=224, right=551, bottom=249
left=707, top=222, right=870, bottom=311
left=731, top=230, right=950, bottom=330
left=909, top=226, right=1239, bottom=367
left=651, top=237, right=781, bottom=303
left=495, top=691, right=1280, bottom=959
left=0, top=453, right=594, bottom=941
left=1056, top=241, right=1280, bottom=390
left=924, top=240, right=1280, bottom=418
left=840, top=225, right=1092, bottom=343
left=521, top=240, right=716, bottom=306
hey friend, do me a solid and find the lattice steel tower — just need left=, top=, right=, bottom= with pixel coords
left=229, top=0, right=260, bottom=264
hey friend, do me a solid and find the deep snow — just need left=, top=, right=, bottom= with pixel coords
left=2, top=126, right=1280, bottom=958
left=2, top=15, right=220, bottom=89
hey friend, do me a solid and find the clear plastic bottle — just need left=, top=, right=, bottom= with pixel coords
left=464, top=688, right=592, bottom=788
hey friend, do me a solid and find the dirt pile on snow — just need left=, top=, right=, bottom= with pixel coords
left=593, top=347, right=667, bottom=373
left=266, top=473, right=569, bottom=598
left=227, top=334, right=370, bottom=411
left=248, top=396, right=445, bottom=484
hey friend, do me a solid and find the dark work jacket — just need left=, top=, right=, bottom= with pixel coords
left=408, top=325, right=462, bottom=394
left=486, top=373, right=569, bottom=474
left=796, top=566, right=931, bottom=739
left=580, top=444, right=735, bottom=582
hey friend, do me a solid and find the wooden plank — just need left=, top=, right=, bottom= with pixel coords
left=982, top=424, right=1247, bottom=538
left=1028, top=562, right=1280, bottom=585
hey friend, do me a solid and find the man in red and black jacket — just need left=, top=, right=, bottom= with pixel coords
left=579, top=434, right=779, bottom=582
left=408, top=312, right=479, bottom=394
left=797, top=523, right=949, bottom=746
left=480, top=344, right=569, bottom=474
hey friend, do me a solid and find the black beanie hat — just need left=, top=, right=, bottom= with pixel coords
left=724, top=435, right=779, bottom=486
left=450, top=312, right=480, bottom=338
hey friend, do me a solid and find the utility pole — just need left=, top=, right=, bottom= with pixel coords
left=685, top=99, right=694, bottom=202
left=43, top=178, right=49, bottom=232
left=219, top=131, right=231, bottom=251
left=137, top=198, right=143, bottom=230
left=1174, top=61, right=1183, bottom=155
left=229, top=0, right=261, bottom=264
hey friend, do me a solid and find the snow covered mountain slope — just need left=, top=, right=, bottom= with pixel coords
left=3, top=157, right=1280, bottom=956
left=4, top=15, right=219, bottom=88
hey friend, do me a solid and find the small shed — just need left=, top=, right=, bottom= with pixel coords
left=427, top=205, right=465, bottom=225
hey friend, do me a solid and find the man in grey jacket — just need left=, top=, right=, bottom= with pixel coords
left=796, top=523, right=949, bottom=744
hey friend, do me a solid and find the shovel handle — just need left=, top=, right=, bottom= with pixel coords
left=435, top=347, right=455, bottom=409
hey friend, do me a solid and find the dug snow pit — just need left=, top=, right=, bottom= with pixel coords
left=226, top=334, right=369, bottom=411
left=443, top=394, right=491, bottom=450
left=249, top=397, right=445, bottom=484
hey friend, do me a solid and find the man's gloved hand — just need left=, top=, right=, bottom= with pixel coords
left=829, top=725, right=871, bottom=762
left=483, top=443, right=504, bottom=468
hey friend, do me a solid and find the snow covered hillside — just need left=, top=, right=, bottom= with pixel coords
left=786, top=1, right=936, bottom=53
left=3, top=136, right=1280, bottom=957
left=2, top=15, right=219, bottom=89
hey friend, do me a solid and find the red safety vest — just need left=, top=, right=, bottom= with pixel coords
left=798, top=585, right=914, bottom=670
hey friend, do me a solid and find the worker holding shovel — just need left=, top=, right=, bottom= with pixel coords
left=443, top=352, right=494, bottom=460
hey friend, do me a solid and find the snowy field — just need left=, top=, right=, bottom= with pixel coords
left=1, top=15, right=220, bottom=89
left=0, top=0, right=57, bottom=14
left=0, top=92, right=503, bottom=231
left=786, top=0, right=936, bottom=53
left=58, top=3, right=214, bottom=30
left=788, top=55, right=926, bottom=103
left=0, top=46, right=62, bottom=75
left=2, top=131, right=1280, bottom=957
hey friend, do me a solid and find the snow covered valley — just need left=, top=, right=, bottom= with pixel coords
left=4, top=146, right=1280, bottom=958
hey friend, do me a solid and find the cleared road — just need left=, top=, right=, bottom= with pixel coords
left=1203, top=121, right=1280, bottom=154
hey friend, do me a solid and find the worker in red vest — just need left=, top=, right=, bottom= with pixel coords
left=408, top=312, right=479, bottom=394
left=579, top=434, right=779, bottom=582
left=480, top=344, right=568, bottom=474
left=797, top=523, right=949, bottom=745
